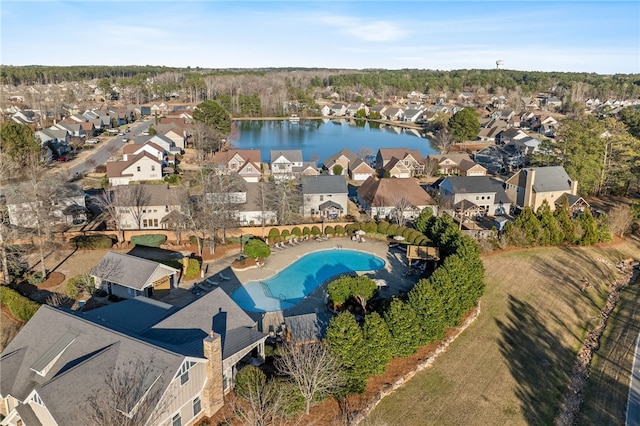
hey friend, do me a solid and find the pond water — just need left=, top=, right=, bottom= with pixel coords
left=231, top=119, right=437, bottom=164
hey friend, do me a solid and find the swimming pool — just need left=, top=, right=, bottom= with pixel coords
left=231, top=249, right=385, bottom=312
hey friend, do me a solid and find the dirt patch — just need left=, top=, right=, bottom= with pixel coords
left=0, top=308, right=24, bottom=352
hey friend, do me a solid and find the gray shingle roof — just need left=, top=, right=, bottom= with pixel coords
left=322, top=148, right=359, bottom=166
left=301, top=175, right=347, bottom=194
left=441, top=176, right=510, bottom=203
left=0, top=305, right=184, bottom=424
left=284, top=312, right=333, bottom=343
left=81, top=297, right=178, bottom=335
left=144, top=287, right=264, bottom=360
left=91, top=251, right=179, bottom=291
left=270, top=150, right=303, bottom=163
left=529, top=166, right=573, bottom=192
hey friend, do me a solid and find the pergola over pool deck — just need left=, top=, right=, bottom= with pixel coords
left=406, top=245, right=440, bottom=271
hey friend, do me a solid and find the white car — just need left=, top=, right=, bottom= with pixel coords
left=86, top=139, right=99, bottom=144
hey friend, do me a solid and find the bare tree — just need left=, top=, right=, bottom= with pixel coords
left=99, top=185, right=150, bottom=234
left=607, top=204, right=634, bottom=237
left=233, top=366, right=292, bottom=426
left=391, top=194, right=412, bottom=226
left=275, top=342, right=344, bottom=415
left=432, top=128, right=454, bottom=154
left=85, top=359, right=169, bottom=426
left=267, top=181, right=302, bottom=226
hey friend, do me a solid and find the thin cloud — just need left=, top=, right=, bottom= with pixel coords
left=313, top=13, right=409, bottom=42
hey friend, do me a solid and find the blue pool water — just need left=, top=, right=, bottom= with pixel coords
left=231, top=249, right=385, bottom=312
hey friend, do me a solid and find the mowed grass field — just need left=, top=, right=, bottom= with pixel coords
left=369, top=236, right=640, bottom=426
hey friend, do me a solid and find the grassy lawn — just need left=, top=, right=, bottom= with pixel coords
left=369, top=236, right=640, bottom=426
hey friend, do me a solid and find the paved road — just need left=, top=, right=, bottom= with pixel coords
left=628, top=330, right=640, bottom=426
left=66, top=118, right=153, bottom=180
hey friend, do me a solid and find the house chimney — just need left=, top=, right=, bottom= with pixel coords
left=570, top=179, right=578, bottom=195
left=523, top=168, right=535, bottom=209
left=202, top=332, right=224, bottom=417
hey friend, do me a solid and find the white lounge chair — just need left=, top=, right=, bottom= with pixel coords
left=219, top=272, right=231, bottom=281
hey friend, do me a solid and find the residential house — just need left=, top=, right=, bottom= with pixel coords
left=505, top=166, right=578, bottom=212
left=4, top=182, right=86, bottom=228
left=284, top=312, right=333, bottom=345
left=348, top=158, right=375, bottom=181
left=108, top=184, right=186, bottom=230
left=382, top=107, right=404, bottom=121
left=403, top=109, right=423, bottom=123
left=521, top=97, right=539, bottom=110
left=301, top=175, right=348, bottom=219
left=0, top=286, right=268, bottom=425
left=122, top=141, right=166, bottom=162
left=382, top=157, right=411, bottom=178
left=106, top=152, right=164, bottom=186
left=438, top=176, right=511, bottom=216
left=321, top=148, right=375, bottom=181
left=345, top=103, right=368, bottom=117
left=497, top=128, right=528, bottom=145
left=375, top=148, right=424, bottom=176
left=320, top=105, right=332, bottom=116
left=35, top=128, right=71, bottom=156
left=368, top=105, right=387, bottom=117
left=476, top=124, right=506, bottom=142
left=298, top=162, right=320, bottom=177
left=213, top=150, right=263, bottom=182
left=270, top=150, right=303, bottom=181
left=329, top=104, right=347, bottom=116
left=356, top=177, right=437, bottom=221
left=92, top=251, right=180, bottom=299
left=555, top=193, right=590, bottom=216
left=507, top=135, right=542, bottom=156
left=425, top=153, right=473, bottom=175
left=490, top=110, right=516, bottom=122
left=52, top=121, right=84, bottom=138
left=458, top=159, right=487, bottom=176
left=544, top=97, right=563, bottom=110
left=134, top=134, right=179, bottom=154
left=10, top=110, right=36, bottom=125
left=80, top=121, right=96, bottom=138
left=235, top=182, right=278, bottom=226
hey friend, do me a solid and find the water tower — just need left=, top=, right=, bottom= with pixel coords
left=496, top=59, right=505, bottom=70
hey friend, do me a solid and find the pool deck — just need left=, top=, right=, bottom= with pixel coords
left=165, top=237, right=420, bottom=333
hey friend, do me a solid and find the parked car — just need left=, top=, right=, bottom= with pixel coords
left=122, top=138, right=128, bottom=142
left=86, top=139, right=99, bottom=144
left=57, top=156, right=71, bottom=162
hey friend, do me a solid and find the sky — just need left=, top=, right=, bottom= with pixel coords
left=1, top=1, right=639, bottom=74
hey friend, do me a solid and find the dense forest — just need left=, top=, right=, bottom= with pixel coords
left=3, top=66, right=640, bottom=103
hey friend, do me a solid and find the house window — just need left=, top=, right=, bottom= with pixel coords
left=151, top=165, right=155, bottom=171
left=31, top=393, right=44, bottom=406
left=193, top=397, right=202, bottom=416
left=143, top=219, right=148, bottom=228
left=320, top=195, right=324, bottom=201
left=127, top=288, right=136, bottom=297
left=475, top=196, right=479, bottom=200
left=181, top=370, right=189, bottom=385
left=172, top=413, right=181, bottom=426
left=153, top=219, right=159, bottom=227
left=176, top=361, right=196, bottom=386
left=137, top=166, right=141, bottom=172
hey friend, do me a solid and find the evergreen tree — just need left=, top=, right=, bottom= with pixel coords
left=384, top=298, right=423, bottom=357
left=414, top=207, right=434, bottom=234
left=362, top=312, right=393, bottom=375
left=511, top=207, right=542, bottom=246
left=554, top=197, right=575, bottom=243
left=448, top=107, right=481, bottom=142
left=537, top=201, right=563, bottom=245
left=407, top=279, right=446, bottom=343
left=325, top=312, right=368, bottom=394
left=576, top=208, right=598, bottom=245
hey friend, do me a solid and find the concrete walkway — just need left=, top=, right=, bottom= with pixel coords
left=162, top=237, right=421, bottom=333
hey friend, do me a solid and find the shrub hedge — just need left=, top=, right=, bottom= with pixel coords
left=0, top=286, right=40, bottom=322
left=131, top=234, right=167, bottom=248
left=183, top=258, right=201, bottom=280
left=71, top=234, right=115, bottom=249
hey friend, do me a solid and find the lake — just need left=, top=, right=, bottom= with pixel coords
left=230, top=119, right=437, bottom=164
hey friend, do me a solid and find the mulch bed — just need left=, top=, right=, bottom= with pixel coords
left=38, top=272, right=65, bottom=289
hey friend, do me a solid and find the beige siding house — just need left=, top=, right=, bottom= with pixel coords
left=505, top=166, right=578, bottom=212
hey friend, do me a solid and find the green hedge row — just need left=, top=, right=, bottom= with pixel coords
left=71, top=234, right=116, bottom=249
left=0, top=286, right=40, bottom=322
left=183, top=258, right=201, bottom=280
left=131, top=234, right=167, bottom=248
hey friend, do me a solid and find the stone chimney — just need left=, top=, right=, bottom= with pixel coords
left=523, top=168, right=535, bottom=209
left=201, top=331, right=224, bottom=417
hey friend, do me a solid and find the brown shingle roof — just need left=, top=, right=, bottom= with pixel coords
left=213, top=149, right=261, bottom=165
left=357, top=177, right=435, bottom=207
left=106, top=152, right=161, bottom=178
